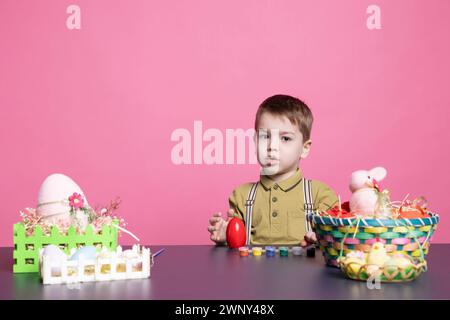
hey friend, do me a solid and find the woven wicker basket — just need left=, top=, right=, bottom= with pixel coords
left=307, top=212, right=439, bottom=268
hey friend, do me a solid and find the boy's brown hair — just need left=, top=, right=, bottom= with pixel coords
left=255, top=94, right=314, bottom=141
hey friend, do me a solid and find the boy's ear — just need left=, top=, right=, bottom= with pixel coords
left=300, top=139, right=312, bottom=159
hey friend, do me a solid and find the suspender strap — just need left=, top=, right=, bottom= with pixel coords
left=244, top=182, right=259, bottom=245
left=243, top=179, right=314, bottom=245
left=303, top=178, right=314, bottom=233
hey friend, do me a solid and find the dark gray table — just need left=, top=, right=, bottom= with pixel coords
left=1, top=245, right=449, bottom=300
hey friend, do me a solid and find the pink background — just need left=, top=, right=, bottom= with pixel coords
left=1, top=0, right=449, bottom=246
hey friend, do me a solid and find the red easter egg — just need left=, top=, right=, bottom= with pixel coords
left=324, top=204, right=354, bottom=218
left=398, top=206, right=428, bottom=219
left=226, top=218, right=247, bottom=248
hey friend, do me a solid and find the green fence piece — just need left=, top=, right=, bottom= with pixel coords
left=13, top=220, right=118, bottom=273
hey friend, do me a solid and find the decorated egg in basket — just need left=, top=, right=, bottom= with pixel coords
left=36, top=173, right=90, bottom=229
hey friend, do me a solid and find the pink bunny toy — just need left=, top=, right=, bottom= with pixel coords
left=349, top=167, right=390, bottom=217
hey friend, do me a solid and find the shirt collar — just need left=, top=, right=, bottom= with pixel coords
left=260, top=169, right=303, bottom=192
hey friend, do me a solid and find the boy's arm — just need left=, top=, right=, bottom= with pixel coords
left=228, top=183, right=253, bottom=223
left=312, top=180, right=339, bottom=213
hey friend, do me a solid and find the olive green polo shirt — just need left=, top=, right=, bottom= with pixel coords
left=229, top=169, right=338, bottom=246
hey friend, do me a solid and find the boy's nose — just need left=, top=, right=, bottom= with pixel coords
left=267, top=142, right=278, bottom=151
left=268, top=145, right=278, bottom=152
left=268, top=136, right=279, bottom=151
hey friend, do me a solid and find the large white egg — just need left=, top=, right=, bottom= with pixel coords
left=36, top=173, right=89, bottom=226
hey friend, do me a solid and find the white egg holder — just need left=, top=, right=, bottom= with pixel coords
left=39, top=245, right=152, bottom=285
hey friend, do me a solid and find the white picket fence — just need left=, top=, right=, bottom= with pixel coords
left=39, top=245, right=152, bottom=284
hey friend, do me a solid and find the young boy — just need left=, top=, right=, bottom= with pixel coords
left=208, top=94, right=338, bottom=246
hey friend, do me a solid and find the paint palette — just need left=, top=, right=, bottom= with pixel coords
left=237, top=245, right=316, bottom=258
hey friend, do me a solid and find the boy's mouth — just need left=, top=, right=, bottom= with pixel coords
left=264, top=158, right=279, bottom=166
left=266, top=154, right=279, bottom=160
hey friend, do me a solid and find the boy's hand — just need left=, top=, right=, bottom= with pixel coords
left=301, top=231, right=317, bottom=247
left=207, top=209, right=235, bottom=245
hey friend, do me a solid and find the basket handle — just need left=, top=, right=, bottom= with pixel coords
left=338, top=217, right=359, bottom=261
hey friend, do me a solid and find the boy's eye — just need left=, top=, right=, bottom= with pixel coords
left=259, top=134, right=269, bottom=139
left=281, top=136, right=292, bottom=142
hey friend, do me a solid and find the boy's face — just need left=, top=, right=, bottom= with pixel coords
left=255, top=112, right=311, bottom=176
